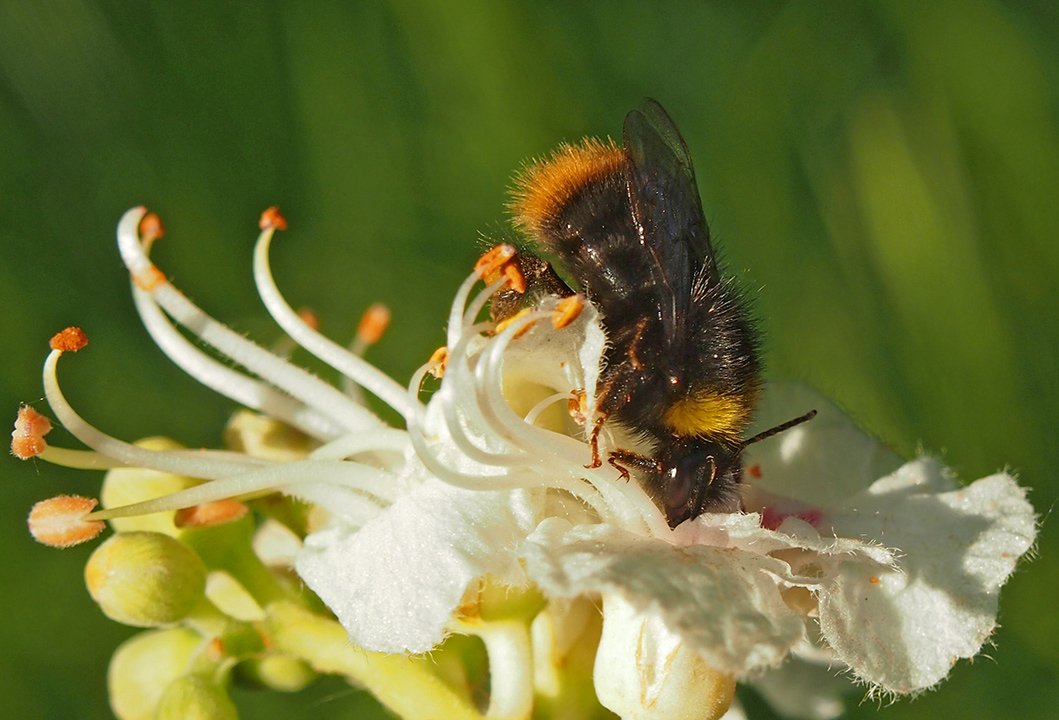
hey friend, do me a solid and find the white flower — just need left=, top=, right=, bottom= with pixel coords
left=18, top=208, right=1037, bottom=720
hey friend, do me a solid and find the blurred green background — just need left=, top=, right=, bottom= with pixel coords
left=1, top=1, right=1056, bottom=718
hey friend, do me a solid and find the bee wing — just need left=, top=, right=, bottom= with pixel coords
left=623, top=99, right=715, bottom=336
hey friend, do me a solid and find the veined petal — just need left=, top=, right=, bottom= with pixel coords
left=594, top=593, right=735, bottom=720
left=818, top=459, right=1037, bottom=693
left=522, top=518, right=806, bottom=675
left=296, top=470, right=543, bottom=654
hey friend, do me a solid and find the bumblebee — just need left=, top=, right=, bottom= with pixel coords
left=496, top=99, right=813, bottom=527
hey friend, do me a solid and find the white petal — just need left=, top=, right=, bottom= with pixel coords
left=818, top=460, right=1037, bottom=693
left=502, top=302, right=604, bottom=402
left=296, top=473, right=541, bottom=654
left=745, top=383, right=903, bottom=507
left=594, top=593, right=735, bottom=720
left=523, top=519, right=806, bottom=675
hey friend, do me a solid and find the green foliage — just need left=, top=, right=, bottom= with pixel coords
left=1, top=1, right=1054, bottom=717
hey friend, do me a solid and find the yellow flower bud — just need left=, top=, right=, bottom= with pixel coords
left=85, top=531, right=206, bottom=627
left=154, top=675, right=238, bottom=720
left=108, top=628, right=205, bottom=720
left=235, top=654, right=317, bottom=693
left=100, top=437, right=199, bottom=535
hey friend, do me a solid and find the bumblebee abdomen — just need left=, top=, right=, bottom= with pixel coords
left=661, top=391, right=752, bottom=441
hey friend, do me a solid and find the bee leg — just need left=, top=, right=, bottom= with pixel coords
left=585, top=414, right=607, bottom=469
left=584, top=370, right=638, bottom=469
left=608, top=449, right=662, bottom=482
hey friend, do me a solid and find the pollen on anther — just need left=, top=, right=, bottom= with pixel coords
left=133, top=265, right=167, bottom=292
left=11, top=406, right=53, bottom=460
left=746, top=464, right=763, bottom=479
left=568, top=389, right=589, bottom=426
left=28, top=495, right=106, bottom=548
left=503, top=263, right=527, bottom=294
left=357, top=303, right=391, bottom=346
left=869, top=576, right=880, bottom=585
left=474, top=244, right=517, bottom=278
left=427, top=346, right=449, bottom=379
left=207, top=637, right=227, bottom=661
left=552, top=294, right=585, bottom=329
left=49, top=327, right=89, bottom=353
left=496, top=308, right=536, bottom=339
left=139, top=212, right=165, bottom=243
left=260, top=206, right=288, bottom=231
left=174, top=499, right=250, bottom=529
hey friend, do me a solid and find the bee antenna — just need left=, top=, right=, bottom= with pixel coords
left=740, top=409, right=817, bottom=449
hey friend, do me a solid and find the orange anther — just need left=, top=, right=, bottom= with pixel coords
left=474, top=244, right=517, bottom=278
left=49, top=327, right=89, bottom=353
left=568, top=389, right=589, bottom=426
left=495, top=308, right=536, bottom=339
left=427, top=346, right=449, bottom=379
left=27, top=495, right=106, bottom=548
left=174, top=499, right=249, bottom=529
left=552, top=294, right=584, bottom=329
left=207, top=637, right=227, bottom=661
left=133, top=265, right=167, bottom=292
left=869, top=576, right=880, bottom=585
left=139, top=212, right=165, bottom=242
left=356, top=303, right=391, bottom=346
left=746, top=464, right=763, bottom=479
left=11, top=406, right=52, bottom=460
left=259, top=206, right=288, bottom=231
left=502, top=263, right=527, bottom=294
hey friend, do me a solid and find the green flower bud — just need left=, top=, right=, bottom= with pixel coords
left=234, top=654, right=317, bottom=693
left=108, top=628, right=205, bottom=720
left=154, top=675, right=238, bottom=720
left=224, top=410, right=313, bottom=461
left=100, top=437, right=199, bottom=535
left=85, top=531, right=206, bottom=627
left=463, top=575, right=546, bottom=623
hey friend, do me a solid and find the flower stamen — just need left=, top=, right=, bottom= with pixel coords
left=116, top=207, right=377, bottom=434
left=252, top=217, right=418, bottom=421
left=28, top=495, right=106, bottom=547
left=11, top=405, right=52, bottom=460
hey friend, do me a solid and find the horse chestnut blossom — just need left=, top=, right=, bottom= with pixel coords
left=13, top=207, right=1036, bottom=720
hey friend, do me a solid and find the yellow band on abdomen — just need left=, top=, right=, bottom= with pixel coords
left=662, top=392, right=750, bottom=440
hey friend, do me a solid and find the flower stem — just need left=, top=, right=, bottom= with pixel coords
left=453, top=618, right=534, bottom=720
left=266, top=602, right=483, bottom=720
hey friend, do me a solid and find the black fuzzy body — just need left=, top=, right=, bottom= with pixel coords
left=509, top=100, right=762, bottom=526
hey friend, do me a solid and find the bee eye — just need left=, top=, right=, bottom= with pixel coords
left=663, top=463, right=692, bottom=512
left=665, top=453, right=709, bottom=513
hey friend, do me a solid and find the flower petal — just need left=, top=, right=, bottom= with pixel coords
left=594, top=593, right=735, bottom=720
left=745, top=383, right=903, bottom=507
left=523, top=518, right=806, bottom=675
left=296, top=474, right=541, bottom=654
left=818, top=460, right=1037, bottom=693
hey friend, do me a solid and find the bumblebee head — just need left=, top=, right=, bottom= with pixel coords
left=656, top=437, right=743, bottom=527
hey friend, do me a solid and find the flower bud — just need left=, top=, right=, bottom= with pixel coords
left=594, top=593, right=735, bottom=720
left=465, top=575, right=546, bottom=623
left=224, top=410, right=312, bottom=461
left=154, top=675, right=238, bottom=720
left=85, top=531, right=206, bottom=627
left=108, top=628, right=205, bottom=720
left=100, top=437, right=199, bottom=535
left=235, top=654, right=317, bottom=692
